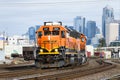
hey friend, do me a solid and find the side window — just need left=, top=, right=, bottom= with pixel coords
left=61, top=31, right=65, bottom=38
left=38, top=32, right=42, bottom=38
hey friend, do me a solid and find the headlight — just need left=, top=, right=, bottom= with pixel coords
left=55, top=49, right=58, bottom=52
left=81, top=38, right=85, bottom=42
left=40, top=49, right=43, bottom=52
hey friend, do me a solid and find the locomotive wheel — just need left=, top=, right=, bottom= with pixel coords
left=79, top=50, right=87, bottom=64
left=81, top=55, right=87, bottom=63
left=59, top=60, right=65, bottom=67
left=59, top=47, right=66, bottom=58
left=35, top=60, right=41, bottom=68
left=81, top=56, right=85, bottom=63
left=78, top=57, right=82, bottom=65
left=56, top=60, right=65, bottom=68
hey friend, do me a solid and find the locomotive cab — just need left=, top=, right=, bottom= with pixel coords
left=36, top=22, right=67, bottom=55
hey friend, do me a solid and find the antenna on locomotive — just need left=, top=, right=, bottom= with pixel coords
left=44, top=22, right=46, bottom=26
left=58, top=21, right=62, bottom=25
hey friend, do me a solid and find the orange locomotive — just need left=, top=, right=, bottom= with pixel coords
left=25, top=22, right=87, bottom=68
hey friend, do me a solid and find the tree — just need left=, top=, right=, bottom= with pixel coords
left=98, top=38, right=106, bottom=47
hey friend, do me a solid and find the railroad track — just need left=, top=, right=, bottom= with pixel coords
left=0, top=66, right=55, bottom=78
left=0, top=60, right=89, bottom=79
left=112, top=59, right=120, bottom=64
left=21, top=60, right=116, bottom=80
left=0, top=59, right=115, bottom=80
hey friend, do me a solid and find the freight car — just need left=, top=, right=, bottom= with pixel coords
left=23, top=22, right=87, bottom=68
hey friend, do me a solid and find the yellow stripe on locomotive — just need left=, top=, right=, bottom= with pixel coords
left=39, top=48, right=59, bottom=55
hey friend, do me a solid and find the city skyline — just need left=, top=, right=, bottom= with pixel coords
left=0, top=0, right=120, bottom=36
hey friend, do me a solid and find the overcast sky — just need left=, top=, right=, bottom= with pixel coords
left=0, top=0, right=120, bottom=36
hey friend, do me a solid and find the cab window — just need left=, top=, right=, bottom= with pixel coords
left=61, top=31, right=65, bottom=38
left=38, top=32, right=42, bottom=38
left=52, top=31, right=59, bottom=35
left=44, top=31, right=51, bottom=35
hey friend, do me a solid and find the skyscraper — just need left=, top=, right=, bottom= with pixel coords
left=74, top=16, right=85, bottom=34
left=87, top=21, right=96, bottom=38
left=113, top=20, right=120, bottom=40
left=106, top=22, right=119, bottom=46
left=36, top=25, right=41, bottom=31
left=102, top=6, right=114, bottom=38
left=28, top=27, right=35, bottom=42
left=96, top=27, right=100, bottom=34
left=86, top=21, right=96, bottom=45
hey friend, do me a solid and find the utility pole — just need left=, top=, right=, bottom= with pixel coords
left=0, top=31, right=5, bottom=63
left=3, top=31, right=5, bottom=61
left=3, top=31, right=5, bottom=50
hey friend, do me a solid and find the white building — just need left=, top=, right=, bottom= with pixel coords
left=106, top=23, right=119, bottom=46
left=5, top=45, right=22, bottom=58
left=5, top=35, right=35, bottom=58
left=0, top=34, right=4, bottom=50
left=86, top=45, right=94, bottom=57
left=8, top=35, right=30, bottom=45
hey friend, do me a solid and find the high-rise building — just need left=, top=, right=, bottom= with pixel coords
left=102, top=6, right=114, bottom=38
left=85, top=27, right=88, bottom=37
left=36, top=25, right=40, bottom=31
left=28, top=27, right=35, bottom=42
left=96, top=27, right=100, bottom=34
left=113, top=20, right=120, bottom=40
left=105, top=22, right=119, bottom=46
left=74, top=16, right=85, bottom=34
left=86, top=21, right=96, bottom=45
left=87, top=21, right=96, bottom=38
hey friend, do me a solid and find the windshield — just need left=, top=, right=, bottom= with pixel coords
left=52, top=31, right=59, bottom=35
left=44, top=31, right=59, bottom=36
left=44, top=31, right=51, bottom=35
